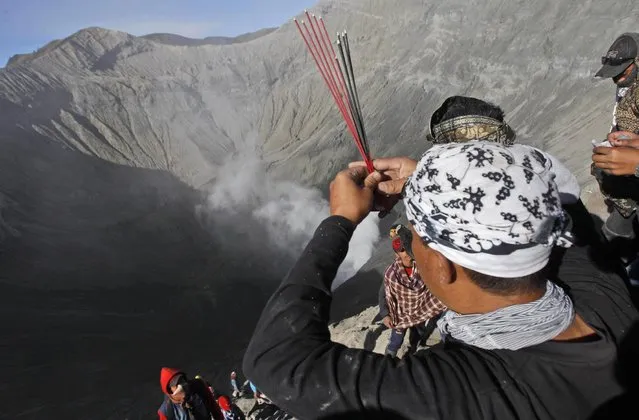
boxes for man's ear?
[430,248,456,285]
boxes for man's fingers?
[348,161,368,169]
[592,157,617,168]
[340,167,402,192]
[593,146,614,156]
[608,131,637,141]
[593,162,616,169]
[608,131,639,148]
[336,166,368,184]
[348,166,369,180]
[350,157,406,171]
[377,179,407,195]
[609,138,636,147]
[613,139,639,148]
[363,170,384,190]
[373,157,416,174]
[349,157,417,181]
[370,158,401,171]
[591,154,612,164]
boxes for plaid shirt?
[384,258,447,329]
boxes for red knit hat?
[218,395,231,411]
[392,237,403,252]
[159,367,185,395]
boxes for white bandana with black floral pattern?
[404,141,573,278]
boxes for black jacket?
[243,216,638,420]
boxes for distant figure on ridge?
[230,371,242,399]
[248,381,267,404]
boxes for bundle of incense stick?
[294,11,374,173]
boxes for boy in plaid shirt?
[379,225,446,357]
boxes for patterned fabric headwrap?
[430,115,516,146]
[404,142,573,278]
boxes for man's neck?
[450,284,596,343]
[450,285,545,315]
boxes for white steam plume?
[203,150,380,288]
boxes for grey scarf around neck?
[437,281,575,350]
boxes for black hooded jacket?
[243,216,638,420]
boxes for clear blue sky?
[0,0,318,66]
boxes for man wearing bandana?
[427,95,581,206]
[427,95,517,147]
[426,95,599,249]
[243,141,637,419]
[378,226,446,357]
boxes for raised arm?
[242,168,444,419]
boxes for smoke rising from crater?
[202,147,380,287]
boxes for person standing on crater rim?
[378,225,446,357]
[595,33,639,135]
[230,371,242,399]
[243,141,637,419]
[591,33,639,259]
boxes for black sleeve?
[551,243,638,345]
[242,216,441,419]
[378,281,389,319]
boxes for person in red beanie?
[217,395,246,420]
[379,227,447,357]
[158,367,224,420]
